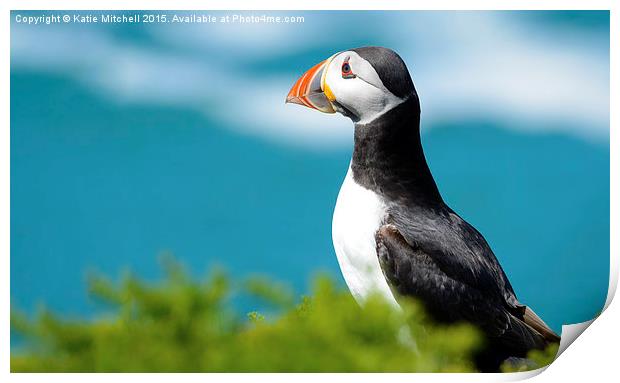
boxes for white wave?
[11,12,609,148]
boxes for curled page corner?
[537,264,617,371]
[550,260,620,356]
[501,318,598,380]
[557,318,596,356]
[509,272,616,378]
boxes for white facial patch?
[324,51,405,124]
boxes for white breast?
[332,166,399,308]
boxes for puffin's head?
[286,46,417,124]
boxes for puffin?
[286,46,560,371]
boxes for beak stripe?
[323,83,336,102]
[297,70,314,108]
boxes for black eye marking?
[341,56,356,79]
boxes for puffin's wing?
[388,208,560,343]
[390,207,521,311]
[374,224,550,353]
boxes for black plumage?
[352,47,415,99]
[350,47,559,371]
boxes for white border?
[2,1,617,382]
[0,0,616,11]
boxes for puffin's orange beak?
[286,59,336,114]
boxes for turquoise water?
[10,11,610,336]
[11,71,609,332]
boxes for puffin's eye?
[341,57,356,79]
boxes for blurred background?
[11,11,609,337]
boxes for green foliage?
[11,259,483,372]
[500,343,560,372]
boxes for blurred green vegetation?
[11,257,556,372]
[500,344,560,373]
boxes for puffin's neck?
[350,97,443,206]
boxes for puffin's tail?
[476,306,560,372]
[503,305,560,354]
[523,306,561,343]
